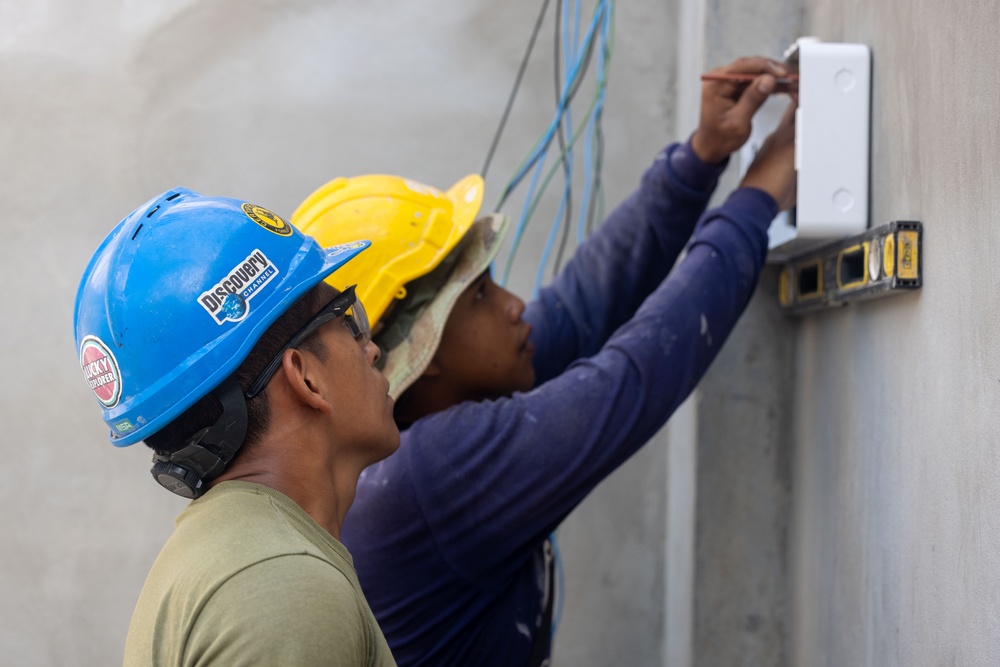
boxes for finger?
[729,74,776,122]
[773,79,799,95]
[703,79,753,103]
[721,56,787,77]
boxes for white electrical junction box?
[740,38,872,260]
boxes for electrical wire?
[580,3,613,242]
[479,0,616,648]
[481,0,554,180]
[556,0,612,274]
[498,1,612,286]
[550,531,566,641]
[516,4,610,290]
[527,90,603,294]
[551,0,573,273]
[494,3,608,212]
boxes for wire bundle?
[482,0,615,295]
[479,0,616,648]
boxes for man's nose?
[364,338,381,366]
[505,293,526,323]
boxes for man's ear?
[281,349,332,412]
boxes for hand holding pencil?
[691,56,792,164]
[700,72,799,94]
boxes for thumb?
[730,74,775,125]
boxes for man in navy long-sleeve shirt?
[293,56,797,666]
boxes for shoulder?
[209,553,365,621]
[172,482,340,564]
[184,555,378,665]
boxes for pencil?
[700,73,799,85]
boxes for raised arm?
[528,56,790,383]
[411,103,797,582]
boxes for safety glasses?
[245,285,371,399]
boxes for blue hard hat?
[74,187,370,447]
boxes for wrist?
[690,130,729,165]
[670,138,728,192]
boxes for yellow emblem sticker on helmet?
[242,203,292,236]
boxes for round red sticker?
[80,335,122,408]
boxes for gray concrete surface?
[694,265,795,667]
[8,1,996,666]
[0,1,683,664]
[790,1,1000,665]
[674,0,1000,665]
[687,3,802,665]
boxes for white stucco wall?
[791,1,1000,665]
[0,1,679,664]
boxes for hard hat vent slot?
[165,193,181,201]
[145,205,160,218]
[131,224,144,241]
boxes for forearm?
[528,137,728,382]
[412,187,777,579]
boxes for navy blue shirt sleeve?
[407,186,777,584]
[342,145,777,666]
[528,137,728,384]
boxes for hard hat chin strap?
[149,375,248,499]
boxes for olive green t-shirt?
[124,481,396,666]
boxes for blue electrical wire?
[550,530,566,640]
[493,0,612,210]
[529,99,603,296]
[533,184,570,297]
[496,4,606,209]
[532,0,612,291]
[577,3,611,244]
[500,1,611,286]
[554,0,576,277]
[484,0,616,649]
[482,0,554,180]
[512,154,551,291]
[532,0,578,298]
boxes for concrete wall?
[11,1,994,666]
[0,1,681,664]
[685,3,802,666]
[791,1,1000,665]
[672,1,1000,665]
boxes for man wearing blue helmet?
[74,190,400,666]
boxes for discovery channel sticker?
[199,249,279,325]
[80,335,122,408]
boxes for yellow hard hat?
[291,173,485,326]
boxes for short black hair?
[144,283,329,456]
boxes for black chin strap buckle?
[149,376,248,499]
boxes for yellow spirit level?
[777,221,922,314]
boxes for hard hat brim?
[291,173,487,328]
[380,213,508,400]
[108,238,371,446]
[445,173,485,246]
